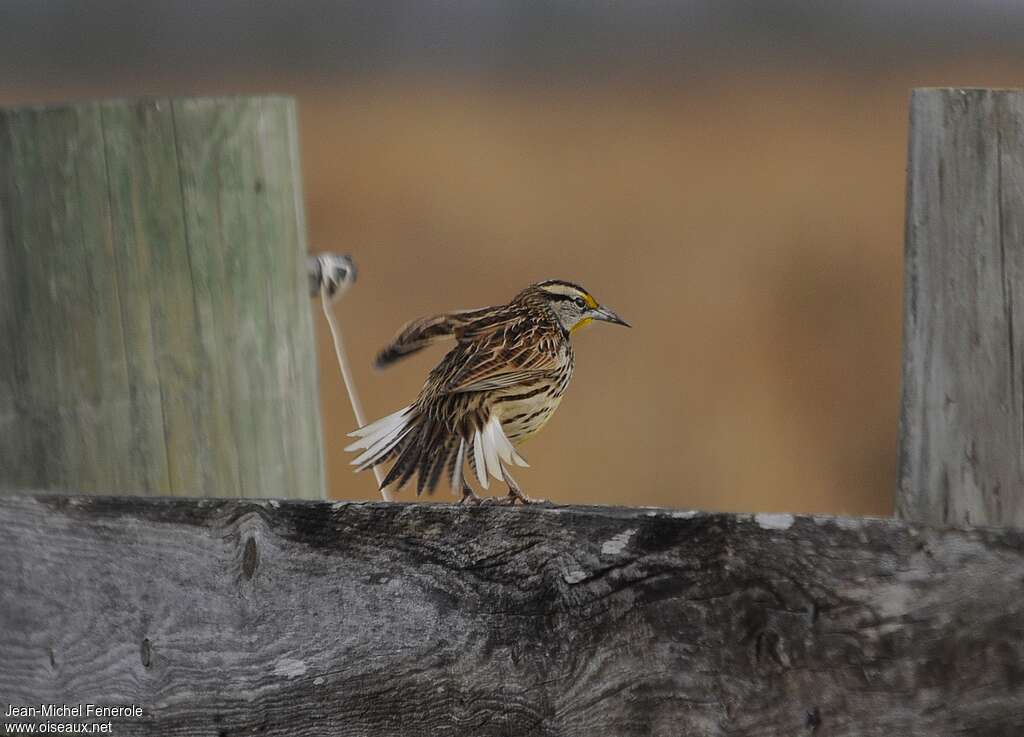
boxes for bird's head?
[532,279,631,334]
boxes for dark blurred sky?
[2,1,1024,87]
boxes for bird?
[345,280,630,504]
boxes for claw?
[507,487,546,505]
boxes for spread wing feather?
[375,307,492,368]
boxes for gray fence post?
[899,87,1024,526]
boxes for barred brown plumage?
[346,280,629,504]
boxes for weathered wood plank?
[0,97,324,499]
[899,87,1024,526]
[2,497,1023,736]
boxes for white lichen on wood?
[601,528,636,555]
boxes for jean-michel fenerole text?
[5,705,143,719]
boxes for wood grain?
[2,496,1024,736]
[0,98,324,499]
[899,88,1024,526]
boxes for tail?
[345,406,417,475]
[345,409,528,496]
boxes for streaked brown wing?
[375,307,493,368]
[438,312,562,395]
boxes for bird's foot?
[505,487,547,505]
[458,487,484,506]
[475,494,510,506]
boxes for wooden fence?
[2,89,1024,736]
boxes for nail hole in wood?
[805,707,821,731]
[243,537,259,580]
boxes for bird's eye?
[573,296,586,309]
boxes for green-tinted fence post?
[0,96,324,499]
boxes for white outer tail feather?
[472,427,488,489]
[486,414,529,469]
[345,406,413,470]
[346,408,528,492]
[452,438,466,493]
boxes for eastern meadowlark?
[346,280,630,504]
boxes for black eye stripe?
[543,291,590,305]
[544,293,576,303]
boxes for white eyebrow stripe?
[540,284,590,301]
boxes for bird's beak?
[593,305,631,327]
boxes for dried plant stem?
[320,285,393,501]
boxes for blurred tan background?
[2,2,1022,514]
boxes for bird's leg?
[458,481,484,506]
[501,466,546,505]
